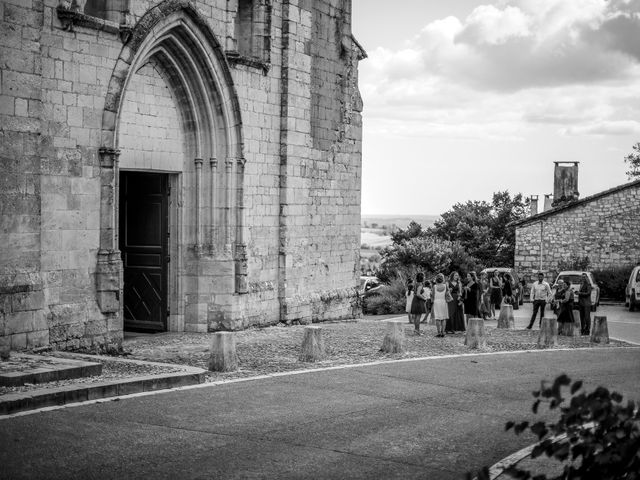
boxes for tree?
[376,236,478,283]
[428,191,529,268]
[390,220,425,245]
[624,142,640,180]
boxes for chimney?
[530,195,539,216]
[552,162,579,207]
[544,194,553,211]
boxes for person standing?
[405,279,414,324]
[577,273,592,335]
[556,279,576,334]
[431,273,450,337]
[527,272,551,329]
[489,270,503,318]
[447,271,466,332]
[463,272,480,321]
[502,273,514,305]
[410,272,427,335]
[479,272,491,319]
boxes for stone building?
[512,163,640,282]
[0,0,366,351]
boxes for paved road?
[513,303,640,344]
[2,348,639,479]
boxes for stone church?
[0,0,366,351]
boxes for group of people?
[406,270,593,337]
[527,272,593,335]
[406,270,518,337]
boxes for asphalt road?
[2,348,640,480]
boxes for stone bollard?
[537,317,558,348]
[208,332,238,372]
[497,304,515,329]
[380,320,406,354]
[590,316,610,344]
[299,326,325,362]
[558,316,579,337]
[464,318,486,349]
[0,337,10,361]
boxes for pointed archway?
[95,1,247,332]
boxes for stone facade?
[513,180,640,282]
[0,0,365,351]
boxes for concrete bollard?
[299,326,325,362]
[208,332,238,372]
[537,317,558,348]
[380,320,406,354]
[464,318,486,349]
[497,304,515,329]
[590,316,610,344]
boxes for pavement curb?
[0,355,206,416]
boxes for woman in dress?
[502,272,514,305]
[489,270,503,318]
[556,279,576,335]
[409,272,427,335]
[479,272,491,319]
[463,272,480,321]
[447,271,466,332]
[405,279,414,324]
[431,273,449,337]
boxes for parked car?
[625,265,640,312]
[480,267,522,308]
[359,276,382,297]
[553,271,600,311]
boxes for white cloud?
[359,0,640,141]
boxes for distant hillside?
[361,215,440,230]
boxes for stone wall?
[514,182,640,283]
[0,0,364,351]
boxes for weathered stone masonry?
[513,180,640,283]
[0,0,366,351]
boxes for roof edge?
[511,178,640,228]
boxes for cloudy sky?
[352,0,640,215]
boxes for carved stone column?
[96,147,122,314]
[209,157,218,254]
[224,157,234,252]
[194,157,203,254]
[234,156,247,293]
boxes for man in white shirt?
[527,272,552,329]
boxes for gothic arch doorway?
[96,2,247,333]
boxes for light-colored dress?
[432,284,449,320]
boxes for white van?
[625,266,640,312]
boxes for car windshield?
[558,275,583,285]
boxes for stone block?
[11,289,44,312]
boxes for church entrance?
[119,172,169,332]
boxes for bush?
[469,374,640,480]
[362,277,407,315]
[592,265,635,301]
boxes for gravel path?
[123,318,630,382]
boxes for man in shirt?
[527,272,552,329]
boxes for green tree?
[428,191,529,268]
[624,142,640,180]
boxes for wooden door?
[119,172,169,332]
